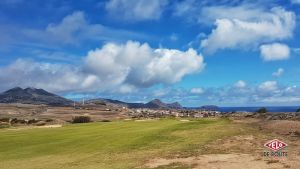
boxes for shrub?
[256,107,267,114]
[45,119,54,122]
[296,109,300,113]
[100,119,111,122]
[72,116,91,123]
[0,118,10,123]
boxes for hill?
[88,98,183,109]
[0,87,73,106]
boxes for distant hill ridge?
[0,87,73,106]
[0,87,183,109]
[88,98,183,109]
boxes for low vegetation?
[256,107,267,114]
[0,118,251,169]
[0,123,9,129]
[72,116,91,123]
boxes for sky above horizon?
[0,0,300,107]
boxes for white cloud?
[15,11,149,47]
[272,68,284,77]
[260,43,290,61]
[291,0,300,4]
[200,5,268,24]
[173,0,197,18]
[190,88,204,94]
[105,0,168,21]
[0,41,205,93]
[234,80,246,88]
[0,59,95,93]
[45,11,87,44]
[136,81,300,106]
[200,7,295,54]
[258,81,278,92]
[85,41,205,87]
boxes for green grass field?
[0,118,247,169]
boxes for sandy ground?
[146,154,288,169]
[145,118,300,169]
[7,124,63,131]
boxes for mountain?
[167,102,183,109]
[200,105,219,110]
[86,98,128,107]
[145,99,167,109]
[0,87,73,106]
[88,98,183,109]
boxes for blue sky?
[0,0,300,107]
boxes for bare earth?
[145,118,300,169]
[0,103,127,123]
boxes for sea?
[218,106,300,113]
[186,106,300,113]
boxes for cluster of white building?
[128,109,221,119]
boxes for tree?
[256,107,267,114]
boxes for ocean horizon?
[218,106,300,113]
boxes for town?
[128,108,221,119]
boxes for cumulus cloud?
[114,81,300,106]
[260,43,290,61]
[190,88,204,94]
[0,41,205,93]
[272,68,284,77]
[258,81,278,92]
[234,80,247,88]
[0,59,94,93]
[200,7,295,54]
[85,41,205,87]
[105,0,168,21]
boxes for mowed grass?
[0,118,247,169]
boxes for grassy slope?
[0,118,248,169]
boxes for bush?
[0,118,10,123]
[100,119,111,122]
[72,116,91,123]
[256,107,267,114]
[296,109,300,113]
